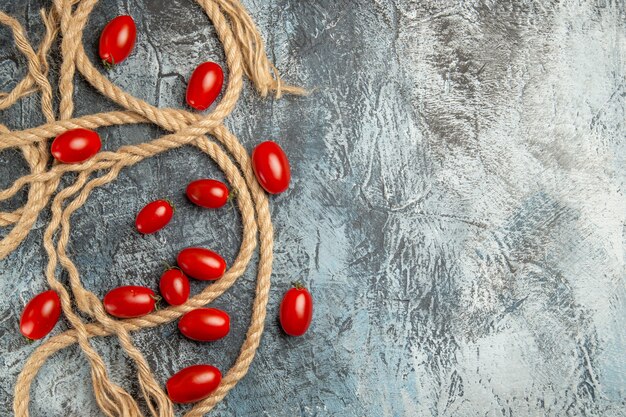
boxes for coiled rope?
[0,0,304,415]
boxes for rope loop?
[0,1,304,415]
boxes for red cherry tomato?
[135,200,174,234]
[186,179,229,209]
[20,290,61,340]
[279,284,313,336]
[177,247,226,281]
[251,141,291,194]
[166,364,221,404]
[103,286,156,318]
[99,15,136,66]
[186,62,224,111]
[178,308,230,342]
[51,128,101,164]
[159,269,190,306]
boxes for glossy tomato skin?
[103,286,156,318]
[20,290,61,340]
[251,141,291,194]
[186,62,224,111]
[178,308,230,342]
[159,269,190,306]
[51,128,101,164]
[186,179,229,209]
[166,364,221,404]
[99,15,136,65]
[135,200,173,234]
[177,247,226,281]
[279,285,313,336]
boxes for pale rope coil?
[0,9,57,262]
[0,0,304,415]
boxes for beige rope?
[0,9,56,261]
[0,0,304,415]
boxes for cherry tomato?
[166,364,221,404]
[178,308,230,342]
[51,128,101,164]
[99,15,136,66]
[186,179,229,209]
[159,269,190,306]
[20,290,61,340]
[186,61,224,111]
[177,247,226,281]
[251,141,291,194]
[103,286,156,318]
[135,200,173,234]
[279,284,313,336]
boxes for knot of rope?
[0,0,304,416]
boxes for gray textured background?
[1,1,625,416]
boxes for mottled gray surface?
[1,0,625,416]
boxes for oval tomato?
[99,15,137,66]
[279,284,313,336]
[166,364,221,404]
[186,179,229,209]
[20,290,61,340]
[186,61,224,111]
[135,200,173,234]
[103,286,156,318]
[177,247,226,281]
[159,269,190,306]
[51,128,101,164]
[251,141,291,194]
[178,308,230,342]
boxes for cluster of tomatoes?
[18,15,313,405]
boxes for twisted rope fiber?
[0,0,304,415]
[0,9,57,261]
